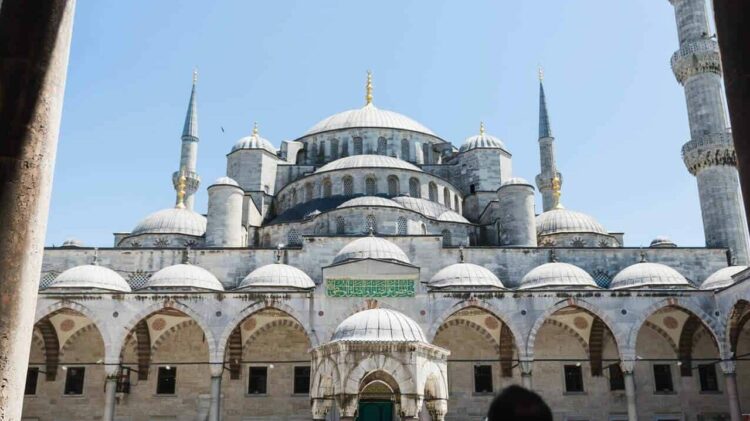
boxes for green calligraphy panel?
[326,279,415,297]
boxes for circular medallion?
[573,317,589,330]
[242,318,257,331]
[60,319,75,332]
[663,316,679,329]
[151,318,167,331]
[484,316,499,330]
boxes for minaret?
[172,70,201,210]
[667,0,749,264]
[535,68,562,211]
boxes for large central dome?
[304,103,436,137]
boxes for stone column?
[721,361,742,421]
[208,375,222,421]
[311,397,332,420]
[621,360,638,421]
[103,372,118,421]
[519,358,533,390]
[0,1,76,419]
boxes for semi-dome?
[429,263,505,289]
[304,103,436,137]
[610,262,690,289]
[316,155,422,173]
[331,308,427,342]
[47,265,131,292]
[437,210,470,223]
[518,262,598,289]
[500,177,533,188]
[144,264,224,291]
[333,236,410,265]
[231,130,276,154]
[536,208,607,236]
[132,208,207,237]
[210,176,240,187]
[338,196,404,209]
[238,263,315,290]
[460,133,508,153]
[701,266,747,290]
[392,196,468,223]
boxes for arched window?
[322,179,332,198]
[397,217,407,235]
[318,140,325,163]
[311,142,318,164]
[287,229,301,246]
[330,139,339,159]
[305,183,314,201]
[387,176,399,196]
[341,140,349,157]
[421,222,427,235]
[428,182,438,201]
[262,233,271,247]
[442,229,452,246]
[377,137,387,155]
[343,176,354,195]
[454,195,460,212]
[401,139,410,161]
[365,177,377,195]
[353,137,363,155]
[422,143,431,164]
[409,178,421,198]
[365,214,377,233]
[291,188,298,205]
[443,187,450,206]
[336,216,345,234]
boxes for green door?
[358,400,394,421]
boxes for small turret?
[496,178,537,246]
[205,177,244,247]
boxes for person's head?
[486,385,552,421]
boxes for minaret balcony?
[172,170,201,195]
[670,38,721,84]
[681,131,736,175]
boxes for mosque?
[21,1,750,420]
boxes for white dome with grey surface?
[144,264,224,291]
[333,236,410,265]
[238,263,315,290]
[132,208,207,236]
[536,208,607,236]
[331,308,427,343]
[701,266,748,290]
[429,263,505,289]
[518,262,598,289]
[609,262,690,289]
[316,155,422,174]
[47,264,131,292]
[305,103,436,137]
[338,196,404,209]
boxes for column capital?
[719,360,737,375]
[209,363,224,377]
[619,358,637,373]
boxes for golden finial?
[193,68,198,84]
[365,70,373,105]
[538,66,544,82]
[551,174,563,209]
[479,121,485,136]
[176,172,187,209]
[252,121,259,137]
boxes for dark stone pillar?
[0,1,76,419]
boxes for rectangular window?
[25,368,39,395]
[248,367,268,394]
[564,365,584,393]
[294,366,310,394]
[698,364,719,392]
[608,365,625,391]
[474,365,493,393]
[653,364,674,393]
[64,367,85,395]
[156,367,176,395]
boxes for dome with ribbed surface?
[316,155,422,173]
[392,196,467,222]
[519,262,598,289]
[211,176,240,187]
[333,236,410,265]
[132,208,206,236]
[701,266,747,290]
[338,196,403,209]
[144,264,224,291]
[238,263,315,290]
[536,208,607,236]
[429,263,505,289]
[47,265,131,292]
[231,133,276,153]
[305,103,435,137]
[650,236,677,248]
[61,238,85,248]
[610,262,690,289]
[460,133,508,153]
[501,177,533,188]
[332,308,426,342]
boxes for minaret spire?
[538,67,552,139]
[172,70,201,210]
[534,67,562,211]
[182,69,199,140]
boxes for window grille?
[343,176,354,195]
[353,137,363,155]
[397,217,407,235]
[443,187,450,206]
[401,139,410,160]
[323,180,332,198]
[365,178,376,195]
[388,176,399,196]
[409,178,420,197]
[442,230,452,246]
[287,230,302,246]
[365,215,377,233]
[592,269,612,288]
[128,271,152,290]
[39,271,59,289]
[330,139,339,159]
[429,182,438,202]
[336,217,345,234]
[377,137,387,155]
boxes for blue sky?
[49,0,710,247]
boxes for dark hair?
[486,385,552,421]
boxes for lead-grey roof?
[429,263,505,289]
[459,133,509,153]
[231,133,276,153]
[132,208,207,236]
[331,308,427,343]
[518,262,598,289]
[238,263,315,290]
[539,80,552,139]
[536,208,607,236]
[701,265,747,290]
[47,264,131,292]
[144,263,224,291]
[182,79,198,140]
[338,196,404,209]
[610,262,690,289]
[391,196,468,223]
[304,103,436,137]
[333,236,410,265]
[316,155,422,173]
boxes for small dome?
[437,210,469,223]
[333,236,410,265]
[610,262,690,289]
[332,308,427,343]
[231,133,276,153]
[650,236,677,248]
[61,238,85,248]
[429,263,505,289]
[132,208,207,237]
[701,266,748,290]
[47,265,131,292]
[304,103,436,137]
[144,264,224,291]
[536,208,607,236]
[460,133,508,153]
[316,155,422,173]
[338,196,404,209]
[500,177,533,188]
[210,176,240,187]
[238,263,315,290]
[519,262,598,289]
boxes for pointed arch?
[678,314,703,376]
[34,301,113,363]
[728,299,750,354]
[34,318,59,381]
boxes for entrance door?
[358,400,394,421]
